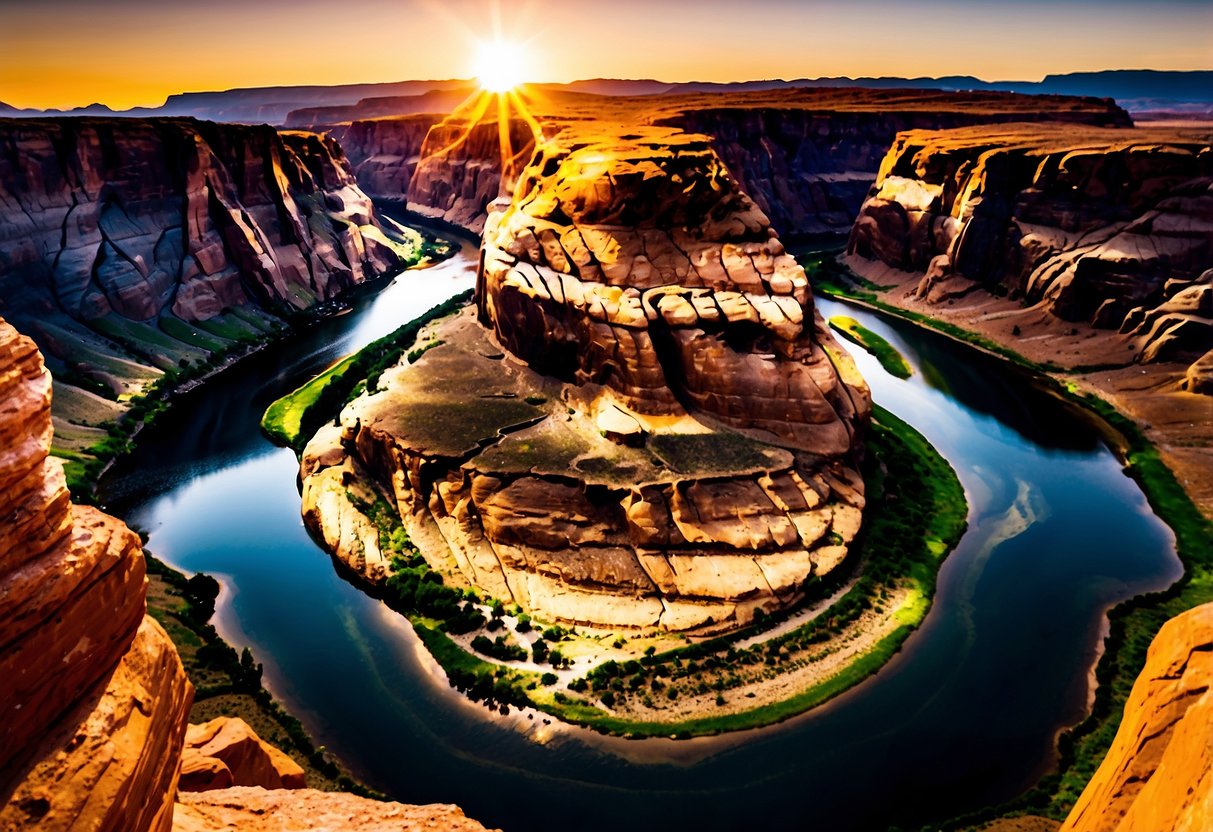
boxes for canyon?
[2,77,1212,832]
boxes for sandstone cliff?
[302,125,870,632]
[1059,602,1213,832]
[847,124,1213,376]
[0,317,193,831]
[0,316,496,829]
[332,115,441,200]
[0,117,412,426]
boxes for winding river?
[101,242,1182,832]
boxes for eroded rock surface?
[1059,602,1213,832]
[303,126,870,632]
[847,123,1213,379]
[179,717,306,792]
[0,317,193,832]
[173,787,496,832]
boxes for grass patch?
[829,315,913,379]
[260,290,474,450]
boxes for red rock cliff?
[0,317,193,831]
[1059,602,1213,832]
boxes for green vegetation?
[829,315,913,379]
[798,251,1213,828]
[261,289,474,450]
[144,554,376,794]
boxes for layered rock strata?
[303,126,870,632]
[847,124,1213,375]
[0,117,410,410]
[0,317,193,831]
[178,717,307,792]
[1059,602,1213,832]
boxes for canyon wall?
[1059,602,1213,832]
[0,317,193,831]
[847,124,1213,372]
[656,93,1131,238]
[0,118,410,396]
[302,124,870,632]
[331,115,440,200]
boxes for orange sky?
[1,0,1211,110]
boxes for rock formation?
[172,787,497,832]
[332,115,442,200]
[847,124,1213,377]
[0,317,193,831]
[405,115,539,233]
[1059,602,1213,832]
[301,125,870,632]
[178,717,307,792]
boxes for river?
[101,244,1182,832]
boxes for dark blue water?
[102,256,1181,832]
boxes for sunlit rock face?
[1059,602,1213,832]
[848,123,1213,379]
[406,116,538,233]
[0,117,406,337]
[305,126,870,632]
[0,317,193,832]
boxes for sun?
[473,39,528,93]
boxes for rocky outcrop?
[173,787,496,832]
[847,124,1213,377]
[303,125,870,632]
[0,317,193,831]
[1059,602,1213,832]
[178,718,306,792]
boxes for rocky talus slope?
[847,124,1213,377]
[302,125,871,632]
[1058,602,1213,832]
[0,117,411,430]
[0,315,494,830]
[0,317,192,831]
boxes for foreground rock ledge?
[302,124,870,633]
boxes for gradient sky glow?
[1,0,1210,110]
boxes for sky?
[1,0,1211,110]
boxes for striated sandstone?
[847,123,1213,381]
[179,717,306,792]
[173,787,496,832]
[1060,602,1213,832]
[0,316,193,832]
[302,125,870,632]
